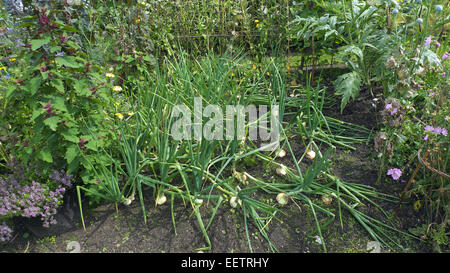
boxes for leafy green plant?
[1,7,118,179]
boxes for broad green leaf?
[62,25,80,33]
[28,76,42,95]
[73,80,91,96]
[51,78,65,93]
[334,71,362,113]
[55,56,82,68]
[85,139,99,151]
[5,86,16,99]
[18,22,35,28]
[30,36,51,50]
[31,108,44,122]
[66,40,81,50]
[51,96,68,112]
[38,149,53,163]
[61,128,80,143]
[43,116,61,131]
[65,145,79,164]
[50,46,62,53]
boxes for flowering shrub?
[0,160,73,243]
[0,6,122,181]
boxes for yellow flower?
[286,65,290,70]
[231,73,235,77]
[127,112,134,117]
[115,113,124,120]
[113,86,123,92]
[252,64,257,70]
[0,66,5,71]
[106,73,115,78]
[135,18,140,23]
[266,72,270,76]
[254,19,259,23]
[413,200,421,211]
[256,24,260,28]
[9,58,16,62]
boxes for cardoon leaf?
[334,71,362,112]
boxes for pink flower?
[443,52,449,60]
[442,72,446,77]
[385,103,392,110]
[387,168,402,180]
[390,108,398,115]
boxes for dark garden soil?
[0,83,434,254]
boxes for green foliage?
[0,7,117,177]
[334,71,362,112]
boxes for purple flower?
[385,103,392,110]
[424,135,428,141]
[442,72,446,77]
[0,222,12,242]
[443,52,449,60]
[390,108,398,115]
[55,51,65,57]
[424,125,434,132]
[0,161,72,230]
[387,168,402,180]
[433,127,442,135]
[436,42,440,48]
[425,36,432,46]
